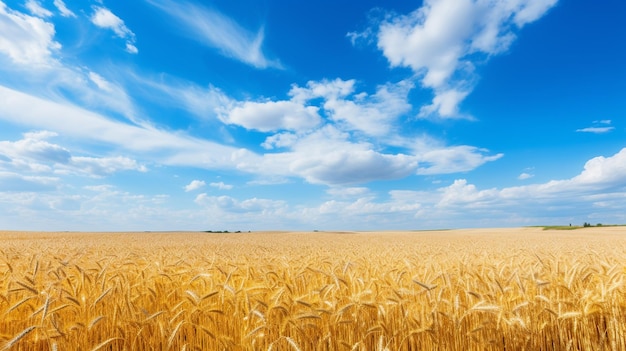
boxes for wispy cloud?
[53,0,75,18]
[576,127,614,134]
[577,120,614,134]
[415,145,503,175]
[0,85,251,169]
[25,0,52,18]
[146,0,279,68]
[90,6,138,54]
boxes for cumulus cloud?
[0,81,503,186]
[184,180,206,192]
[255,126,419,185]
[0,2,60,65]
[146,0,278,68]
[321,81,413,135]
[0,131,70,165]
[301,148,626,229]
[90,6,138,54]
[374,0,558,118]
[438,148,626,209]
[289,78,414,136]
[261,132,299,150]
[223,100,321,132]
[572,148,626,187]
[220,78,413,136]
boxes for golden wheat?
[0,228,625,350]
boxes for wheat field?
[1,227,626,350]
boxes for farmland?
[1,227,626,350]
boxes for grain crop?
[1,227,626,350]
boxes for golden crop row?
[1,228,625,350]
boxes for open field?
[1,227,626,350]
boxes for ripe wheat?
[0,228,625,350]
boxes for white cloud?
[436,179,498,208]
[2,149,624,231]
[0,131,70,164]
[88,72,116,92]
[303,148,626,229]
[439,148,626,208]
[326,187,370,198]
[146,0,278,68]
[53,0,75,18]
[184,180,206,192]
[321,80,414,136]
[0,80,504,186]
[0,186,182,231]
[288,78,413,136]
[0,131,147,177]
[0,85,252,170]
[210,181,233,190]
[418,88,470,119]
[518,172,534,180]
[290,78,356,102]
[69,156,147,176]
[576,120,615,134]
[261,132,298,150]
[86,71,139,123]
[572,148,626,187]
[376,0,558,118]
[513,0,560,26]
[125,43,138,54]
[214,77,501,184]
[129,73,233,121]
[90,6,137,54]
[0,2,60,65]
[416,145,503,175]
[91,6,132,38]
[0,22,139,127]
[219,78,413,136]
[223,100,321,132]
[576,127,614,134]
[195,194,285,213]
[25,0,52,18]
[0,171,58,192]
[256,126,419,185]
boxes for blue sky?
[0,0,624,231]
